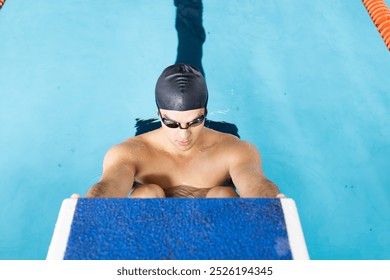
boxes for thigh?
[129,184,166,198]
[206,186,239,198]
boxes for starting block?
[47,198,309,260]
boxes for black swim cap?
[155,64,208,111]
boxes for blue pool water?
[0,0,389,260]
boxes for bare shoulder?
[104,134,152,164]
[205,128,239,144]
[231,138,260,154]
[211,130,259,155]
[230,140,260,162]
[204,129,261,162]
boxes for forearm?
[85,183,105,198]
[238,178,280,198]
[85,182,130,198]
[257,178,280,197]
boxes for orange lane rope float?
[362,0,390,51]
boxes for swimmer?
[79,64,284,198]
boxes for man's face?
[158,108,206,152]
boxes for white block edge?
[46,198,78,260]
[280,198,310,260]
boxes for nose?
[178,127,190,138]
[178,123,190,129]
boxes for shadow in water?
[134,0,240,138]
[135,118,240,138]
[174,0,206,76]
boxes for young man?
[84,64,281,198]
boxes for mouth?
[177,140,190,147]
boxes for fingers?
[71,193,81,199]
[276,193,286,198]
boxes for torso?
[123,128,239,191]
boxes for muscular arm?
[86,144,136,198]
[228,141,280,198]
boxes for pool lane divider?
[363,0,390,50]
[46,198,309,260]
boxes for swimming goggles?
[158,109,206,129]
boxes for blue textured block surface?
[63,198,292,260]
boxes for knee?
[206,186,239,198]
[130,184,166,198]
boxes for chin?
[175,142,193,151]
[176,145,192,151]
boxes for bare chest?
[134,150,231,188]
